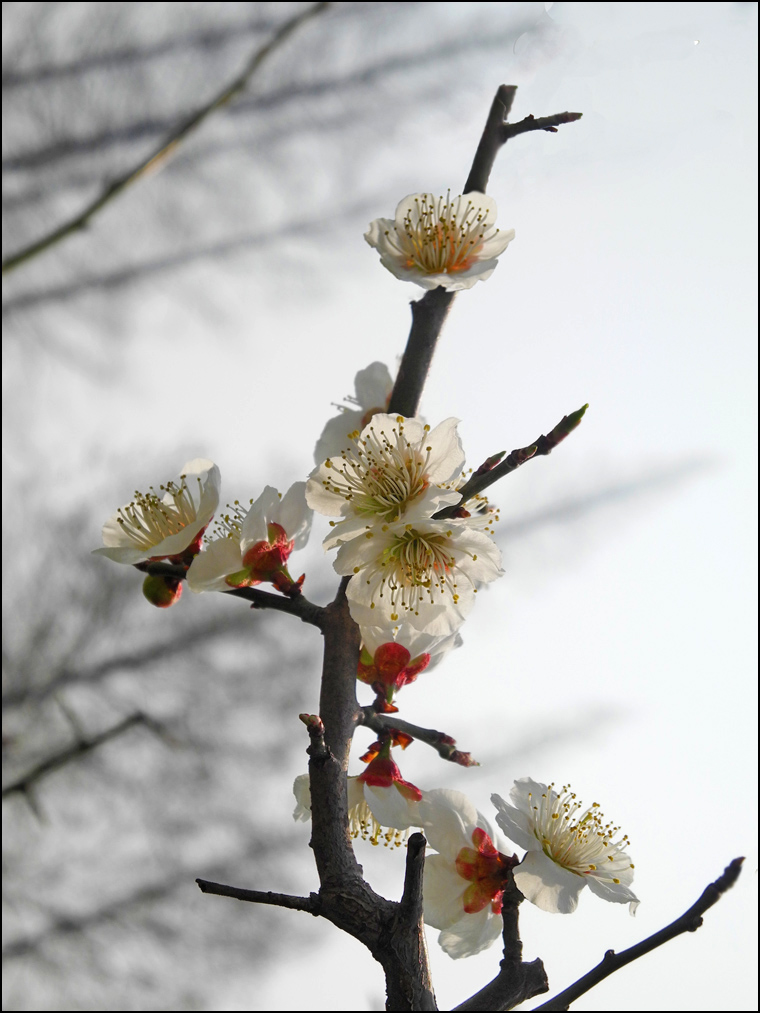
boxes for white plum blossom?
[187,482,312,594]
[335,516,503,636]
[365,192,515,291]
[419,788,515,959]
[314,362,394,465]
[492,779,639,915]
[94,459,220,564]
[292,757,422,848]
[308,414,464,548]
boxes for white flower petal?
[240,485,279,549]
[491,793,539,853]
[292,774,312,822]
[277,481,313,549]
[437,908,504,959]
[419,788,487,859]
[586,874,639,912]
[363,784,420,831]
[422,855,470,928]
[187,537,244,592]
[513,851,585,914]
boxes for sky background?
[3,2,757,1010]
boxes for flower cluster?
[95,462,313,604]
[307,410,503,701]
[293,771,637,960]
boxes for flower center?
[368,524,468,621]
[321,419,432,521]
[115,472,202,549]
[528,783,632,881]
[399,193,492,275]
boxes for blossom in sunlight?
[94,459,220,565]
[491,778,639,915]
[358,623,461,711]
[365,192,515,291]
[419,788,516,959]
[308,414,464,546]
[314,362,394,465]
[335,517,503,636]
[187,482,312,595]
[292,750,422,848]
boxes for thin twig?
[2,2,331,274]
[196,879,318,913]
[359,707,478,767]
[464,85,581,195]
[137,560,326,627]
[532,858,745,1011]
[2,712,162,799]
[435,405,588,519]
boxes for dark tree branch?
[388,287,456,418]
[455,874,549,1011]
[435,405,588,519]
[196,879,318,913]
[359,707,478,767]
[385,832,438,1012]
[1,2,331,274]
[388,87,581,420]
[532,857,745,1011]
[2,712,163,799]
[464,85,517,195]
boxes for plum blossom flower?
[365,192,515,291]
[314,362,394,465]
[335,517,503,636]
[308,414,464,547]
[419,789,516,959]
[292,750,422,847]
[358,623,461,711]
[94,459,220,565]
[492,778,639,915]
[187,482,312,595]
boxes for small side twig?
[464,84,582,195]
[137,560,326,627]
[532,857,745,1011]
[2,1,331,274]
[435,405,588,519]
[196,879,318,914]
[2,712,162,799]
[359,707,478,767]
[455,873,548,1012]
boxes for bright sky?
[7,2,756,1010]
